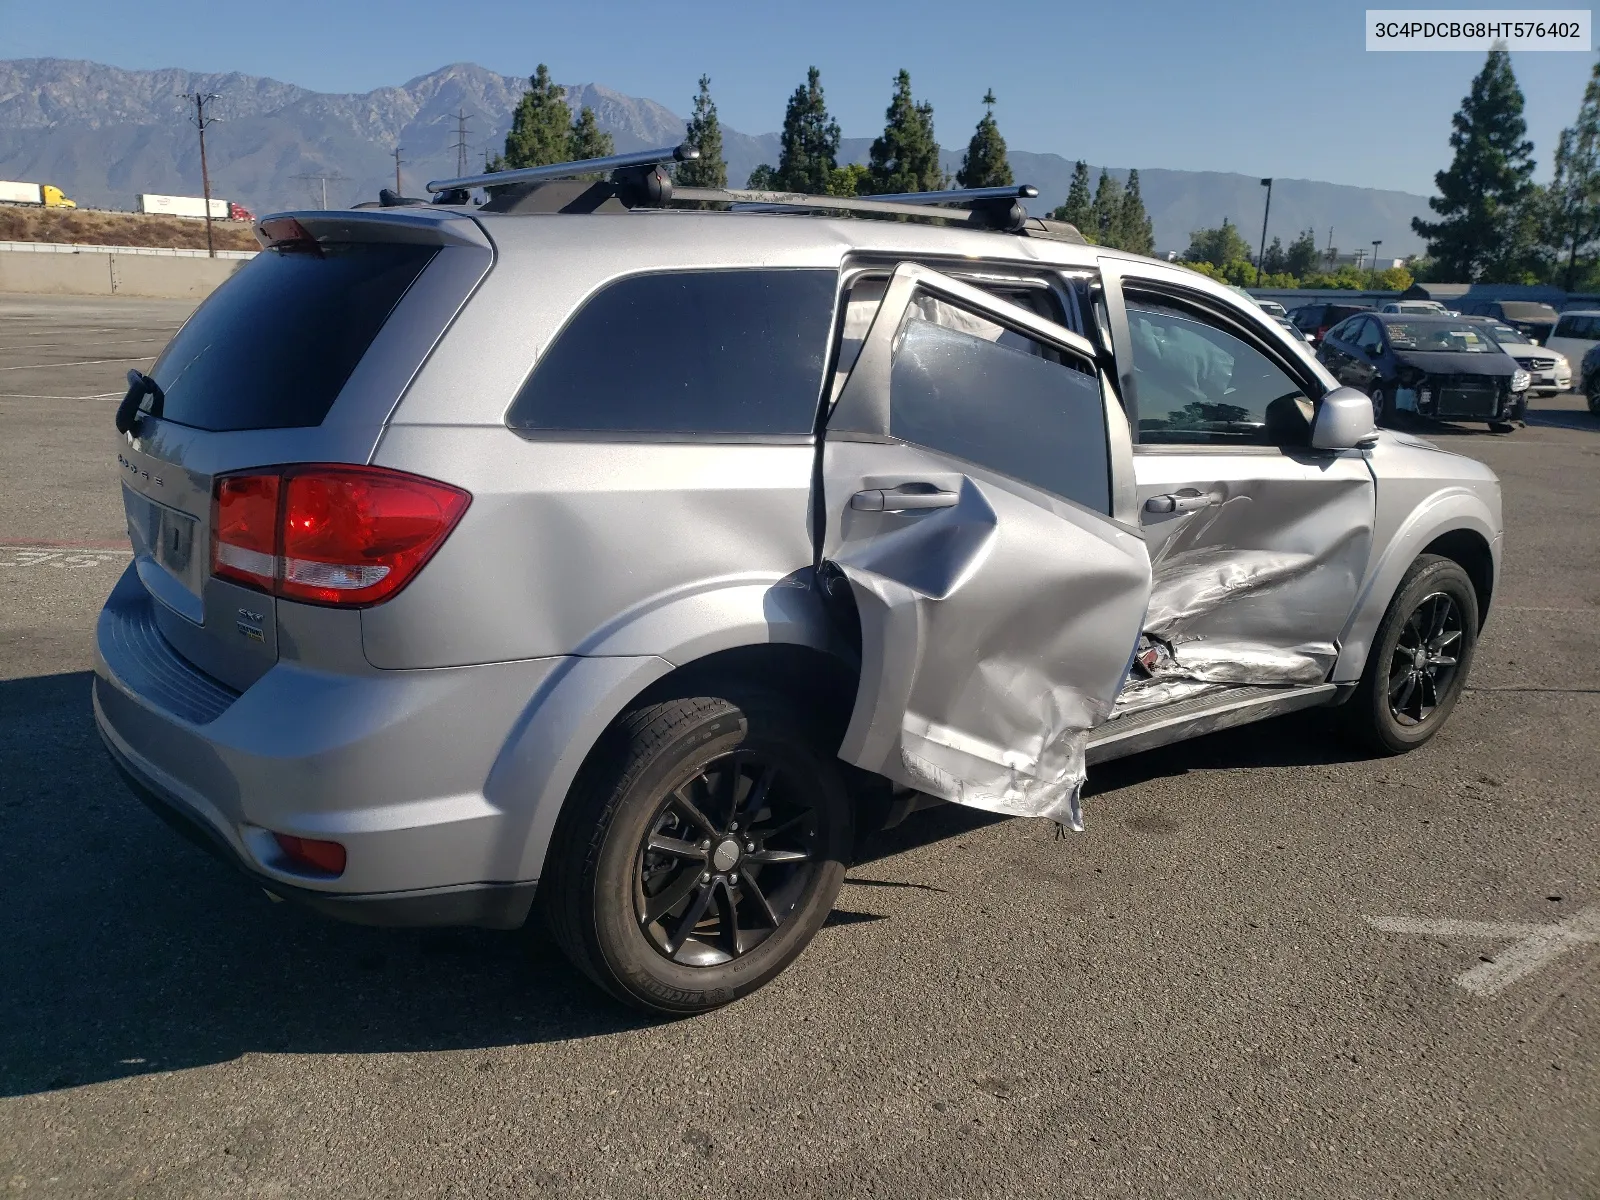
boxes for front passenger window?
[1125,296,1312,445]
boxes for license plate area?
[126,486,205,598]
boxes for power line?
[181,91,221,258]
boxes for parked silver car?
[96,159,1502,1015]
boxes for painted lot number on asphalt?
[0,546,130,568]
[1367,906,1600,996]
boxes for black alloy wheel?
[1386,591,1463,726]
[636,751,820,967]
[540,688,851,1015]
[1340,553,1479,755]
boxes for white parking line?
[0,356,153,372]
[1367,906,1600,995]
[0,392,124,401]
[0,546,131,568]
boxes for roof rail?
[424,144,699,194]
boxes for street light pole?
[1256,177,1273,286]
[1371,239,1383,277]
[182,91,221,258]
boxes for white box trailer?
[137,194,230,220]
[0,181,76,207]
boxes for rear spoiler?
[254,208,490,252]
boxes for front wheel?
[1588,389,1600,417]
[1340,554,1479,755]
[1489,421,1517,434]
[540,688,852,1015]
[1370,383,1397,426]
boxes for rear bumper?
[94,563,562,927]
[103,739,537,927]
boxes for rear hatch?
[116,209,492,691]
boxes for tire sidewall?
[587,695,851,1014]
[1363,558,1479,752]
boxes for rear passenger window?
[507,269,836,436]
[888,299,1111,513]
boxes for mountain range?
[0,58,1433,256]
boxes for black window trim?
[1116,275,1327,451]
[503,265,840,444]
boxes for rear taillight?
[211,465,470,607]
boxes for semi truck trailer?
[0,181,77,208]
[136,194,253,221]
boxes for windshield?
[1385,322,1500,353]
[1497,302,1559,321]
[1395,303,1442,313]
[1487,323,1530,344]
[1258,300,1286,316]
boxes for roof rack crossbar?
[867,184,1038,205]
[426,143,699,194]
[671,185,1037,231]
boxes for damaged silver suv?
[96,152,1502,1015]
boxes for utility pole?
[1371,239,1383,276]
[392,146,405,195]
[182,91,221,258]
[1325,227,1337,270]
[452,110,471,177]
[1256,177,1273,286]
[292,172,350,209]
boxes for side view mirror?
[1312,386,1378,450]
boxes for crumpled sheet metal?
[897,658,1112,831]
[1111,677,1223,718]
[1120,543,1346,694]
[831,471,1149,829]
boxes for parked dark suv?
[1288,302,1372,346]
[1455,299,1560,345]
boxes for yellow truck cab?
[42,185,76,209]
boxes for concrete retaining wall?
[0,247,246,299]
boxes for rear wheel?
[1588,389,1600,416]
[1340,554,1479,755]
[540,688,851,1015]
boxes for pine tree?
[498,64,571,170]
[678,75,727,188]
[1115,167,1154,254]
[955,89,1013,188]
[1547,58,1600,290]
[746,164,777,190]
[1090,168,1121,244]
[1051,160,1093,231]
[1285,228,1320,277]
[774,67,841,194]
[865,70,943,194]
[1412,48,1536,280]
[1261,236,1287,276]
[567,105,614,162]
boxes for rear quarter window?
[151,242,439,432]
[507,269,837,437]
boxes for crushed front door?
[1103,263,1378,714]
[818,263,1151,827]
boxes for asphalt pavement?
[0,293,1595,1198]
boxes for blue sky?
[3,0,1596,195]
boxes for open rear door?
[820,263,1150,827]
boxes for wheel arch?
[1420,527,1495,627]
[1332,487,1501,684]
[485,578,861,887]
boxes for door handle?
[1144,492,1216,514]
[851,486,960,512]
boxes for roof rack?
[421,144,1083,239]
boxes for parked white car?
[1545,309,1600,374]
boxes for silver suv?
[96,159,1502,1015]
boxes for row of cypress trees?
[491,64,1152,246]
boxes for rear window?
[506,269,836,437]
[150,242,438,431]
